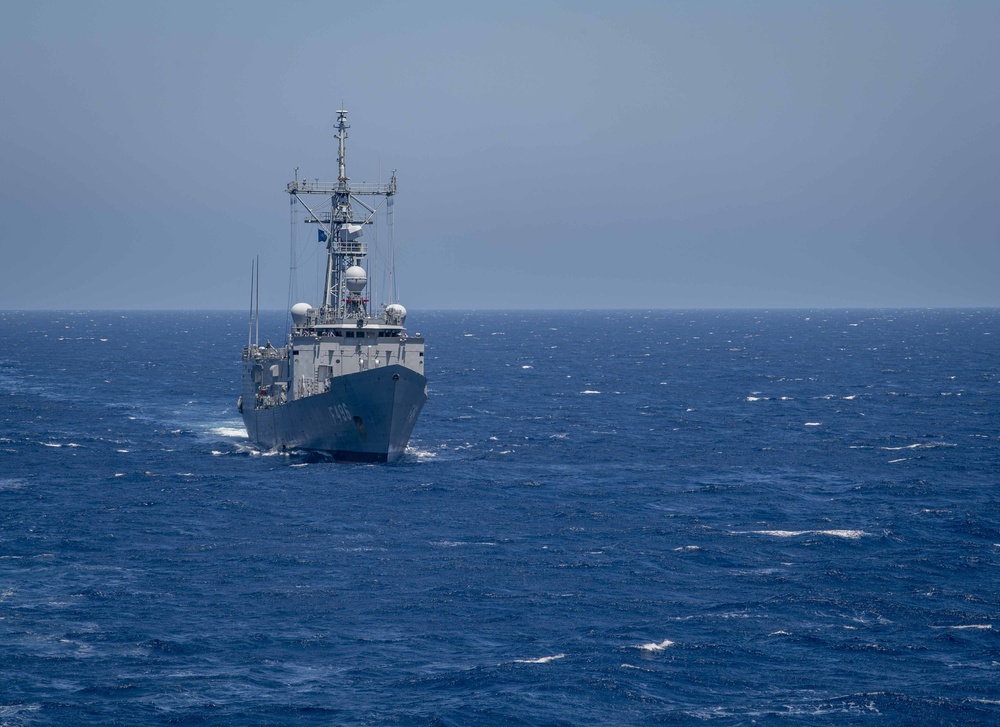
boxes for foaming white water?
[881,442,955,451]
[734,529,869,539]
[581,390,601,394]
[405,446,438,461]
[210,426,248,439]
[634,639,674,652]
[804,422,822,426]
[514,654,565,664]
[931,624,992,630]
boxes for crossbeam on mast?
[286,180,395,195]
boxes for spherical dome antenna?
[290,302,312,325]
[345,266,367,293]
[385,303,407,324]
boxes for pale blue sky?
[2,1,997,310]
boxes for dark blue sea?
[1,309,998,725]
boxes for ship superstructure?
[239,110,426,461]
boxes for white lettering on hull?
[328,403,352,423]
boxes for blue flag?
[318,229,328,242]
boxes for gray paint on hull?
[242,364,426,462]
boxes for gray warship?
[239,110,426,462]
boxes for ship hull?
[242,364,427,462]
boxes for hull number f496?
[328,403,352,423]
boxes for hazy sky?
[2,1,998,310]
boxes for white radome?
[386,303,407,324]
[345,266,367,292]
[290,302,312,325]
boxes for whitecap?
[581,390,601,395]
[735,529,868,539]
[888,458,908,464]
[634,639,674,652]
[521,365,533,369]
[931,624,992,630]
[804,422,822,426]
[746,396,764,402]
[514,654,565,664]
[210,426,248,439]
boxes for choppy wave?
[210,426,249,439]
[633,639,674,652]
[930,624,992,630]
[513,654,566,664]
[732,529,869,539]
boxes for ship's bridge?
[305,324,404,339]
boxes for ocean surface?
[1,309,998,725]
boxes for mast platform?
[286,180,395,196]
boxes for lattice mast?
[286,109,396,323]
